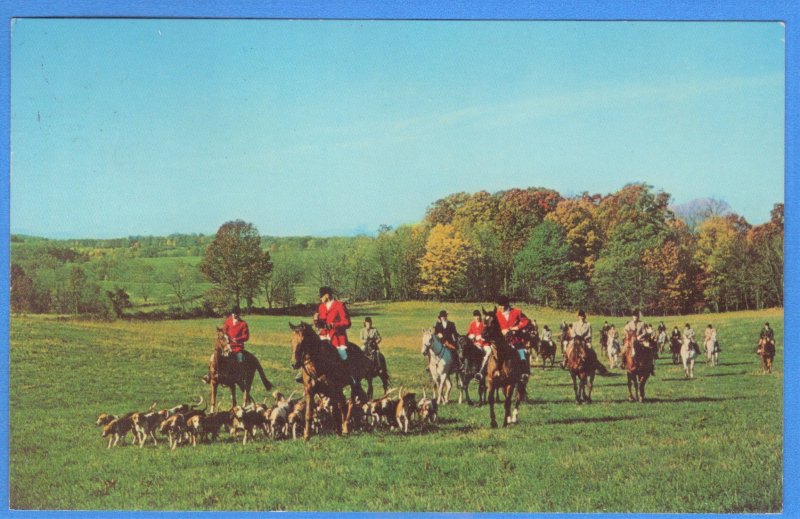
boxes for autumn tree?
[419,224,472,300]
[545,195,604,278]
[199,220,272,309]
[10,263,35,313]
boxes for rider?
[434,310,461,372]
[623,310,655,376]
[314,286,351,359]
[758,322,775,354]
[704,324,720,357]
[600,321,611,350]
[671,325,682,348]
[683,323,698,354]
[496,295,532,383]
[470,310,492,381]
[360,316,382,362]
[562,309,592,369]
[202,306,249,384]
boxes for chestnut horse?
[759,338,776,374]
[621,330,655,402]
[205,328,274,412]
[565,335,609,404]
[481,308,527,428]
[289,322,368,440]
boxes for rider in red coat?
[314,286,351,357]
[495,295,532,382]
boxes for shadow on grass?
[545,415,638,426]
[702,370,748,378]
[640,395,746,404]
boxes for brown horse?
[205,328,274,413]
[481,308,527,428]
[621,330,655,402]
[535,337,558,369]
[289,322,369,440]
[759,338,776,374]
[564,336,608,404]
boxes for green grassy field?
[9,302,782,512]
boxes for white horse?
[705,333,720,366]
[681,339,699,379]
[421,329,457,404]
[606,335,621,369]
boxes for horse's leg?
[230,384,237,409]
[210,381,218,413]
[488,380,498,428]
[627,373,635,402]
[511,383,522,423]
[639,376,647,402]
[586,372,594,403]
[366,377,374,401]
[444,376,453,404]
[571,373,580,404]
[503,384,513,426]
[304,390,314,441]
[339,393,350,436]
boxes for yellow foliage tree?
[419,224,472,299]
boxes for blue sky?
[10,19,785,238]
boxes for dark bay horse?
[456,336,487,405]
[482,308,527,428]
[564,336,608,404]
[205,328,274,413]
[289,322,369,440]
[621,330,655,402]
[535,337,557,369]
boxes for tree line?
[10,183,783,318]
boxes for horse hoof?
[628,396,635,402]
[491,421,498,429]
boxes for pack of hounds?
[96,388,438,449]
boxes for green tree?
[169,261,198,312]
[106,287,132,318]
[199,220,272,309]
[511,221,574,306]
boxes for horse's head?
[215,327,232,356]
[481,307,500,341]
[289,322,315,370]
[421,328,433,356]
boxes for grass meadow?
[9,302,782,512]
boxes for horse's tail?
[254,358,274,392]
[380,353,391,386]
[593,354,611,376]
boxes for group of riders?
[212,286,777,386]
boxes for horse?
[606,335,621,369]
[669,334,682,364]
[657,330,667,354]
[759,338,776,374]
[536,337,557,368]
[564,335,609,404]
[421,329,458,404]
[205,327,274,413]
[705,337,721,367]
[354,343,391,400]
[481,308,527,428]
[621,330,655,402]
[289,322,364,440]
[680,338,699,379]
[456,336,487,405]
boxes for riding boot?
[519,349,530,383]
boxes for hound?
[101,415,136,448]
[395,388,417,433]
